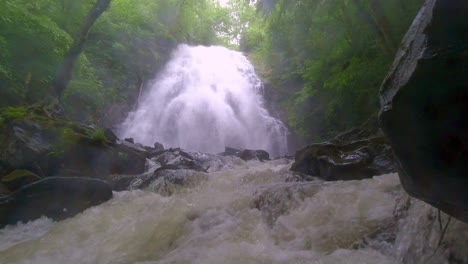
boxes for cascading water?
[119,45,288,157]
[1,154,467,263]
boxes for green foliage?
[1,106,28,120]
[0,0,72,105]
[89,129,108,144]
[0,0,423,143]
[244,0,422,141]
[0,0,237,123]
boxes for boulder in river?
[291,117,396,181]
[0,107,147,179]
[379,0,468,222]
[1,169,41,191]
[221,147,271,161]
[0,177,112,228]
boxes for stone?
[291,117,396,181]
[0,177,112,228]
[1,169,41,191]
[221,147,271,161]
[124,137,134,144]
[379,0,468,222]
[153,142,164,152]
[103,128,118,143]
[0,111,147,179]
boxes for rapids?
[1,156,402,264]
[119,45,288,157]
[1,155,467,263]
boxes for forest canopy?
[0,0,422,142]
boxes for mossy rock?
[290,117,396,181]
[2,169,41,191]
[0,106,147,179]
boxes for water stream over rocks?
[1,154,465,263]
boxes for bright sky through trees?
[218,0,229,7]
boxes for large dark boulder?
[379,0,468,222]
[1,169,41,191]
[109,148,210,191]
[291,117,396,181]
[220,147,270,161]
[0,177,112,228]
[0,109,147,180]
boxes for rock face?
[0,110,147,180]
[291,117,396,180]
[1,169,41,191]
[0,177,112,228]
[379,0,468,222]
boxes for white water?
[0,157,405,264]
[2,154,467,263]
[119,45,288,157]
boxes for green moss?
[89,128,108,145]
[1,106,28,120]
[2,169,39,183]
[48,127,82,155]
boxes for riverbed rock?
[109,148,212,191]
[1,169,41,191]
[221,147,270,161]
[253,181,322,225]
[0,177,112,228]
[379,0,468,222]
[291,117,396,180]
[0,109,147,180]
[153,142,164,152]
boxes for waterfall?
[119,45,289,157]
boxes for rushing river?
[119,45,288,157]
[1,156,404,264]
[1,154,467,263]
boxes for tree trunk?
[53,0,112,98]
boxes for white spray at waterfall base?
[119,45,288,157]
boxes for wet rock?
[379,0,468,222]
[152,148,208,172]
[253,182,322,225]
[103,128,118,143]
[393,192,468,263]
[109,172,158,191]
[0,177,112,228]
[118,140,148,156]
[221,147,271,161]
[1,169,41,191]
[0,118,56,176]
[0,112,147,179]
[0,183,10,197]
[153,142,164,152]
[109,148,213,191]
[58,137,147,177]
[124,137,134,144]
[291,117,396,181]
[109,168,208,195]
[146,169,208,196]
